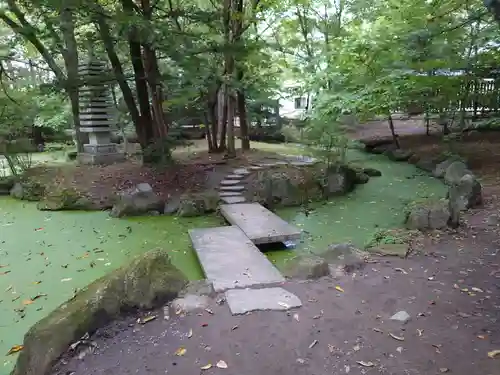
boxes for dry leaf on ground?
[488,349,500,359]
[200,363,212,370]
[357,361,374,367]
[6,345,23,355]
[174,347,186,356]
[335,286,345,292]
[389,333,405,341]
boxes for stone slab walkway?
[188,226,285,292]
[225,287,302,315]
[220,203,302,244]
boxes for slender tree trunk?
[226,91,236,157]
[387,114,400,148]
[94,5,141,145]
[237,88,250,150]
[60,0,84,152]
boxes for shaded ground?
[52,223,500,375]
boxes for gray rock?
[283,255,330,280]
[444,161,471,185]
[37,188,95,211]
[12,249,186,375]
[322,243,367,273]
[363,167,382,177]
[171,294,211,313]
[355,172,370,184]
[10,181,45,201]
[372,243,409,258]
[179,280,215,298]
[405,200,450,230]
[433,158,456,178]
[177,191,219,217]
[0,176,15,195]
[390,310,411,324]
[415,158,436,172]
[323,165,357,196]
[164,196,181,214]
[448,174,482,211]
[110,183,164,218]
[385,149,413,162]
[486,214,500,226]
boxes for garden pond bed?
[0,150,446,374]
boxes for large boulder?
[283,254,330,280]
[248,167,323,208]
[12,249,187,375]
[37,187,94,211]
[448,174,482,211]
[10,180,45,201]
[176,190,219,217]
[110,183,164,218]
[432,157,462,179]
[0,176,15,195]
[322,165,358,197]
[321,243,368,273]
[405,199,450,230]
[444,161,472,185]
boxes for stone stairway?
[188,156,317,315]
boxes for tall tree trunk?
[226,91,236,157]
[121,0,154,152]
[60,0,84,152]
[141,0,168,141]
[94,8,141,135]
[237,87,249,150]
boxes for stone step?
[233,168,251,175]
[219,191,243,197]
[248,166,264,171]
[225,174,244,180]
[221,196,246,204]
[219,203,302,245]
[220,179,242,186]
[188,226,285,292]
[219,185,245,192]
[225,287,302,315]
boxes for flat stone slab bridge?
[188,202,303,315]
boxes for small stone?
[390,311,411,324]
[172,295,210,313]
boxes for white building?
[278,80,312,120]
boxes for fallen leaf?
[389,333,404,341]
[477,335,487,339]
[417,329,423,337]
[394,267,408,274]
[278,302,290,309]
[353,344,360,351]
[0,271,11,275]
[61,278,72,282]
[6,345,23,355]
[216,360,228,369]
[200,363,212,370]
[471,287,484,293]
[139,315,157,324]
[488,349,500,359]
[205,308,214,315]
[0,264,9,268]
[22,299,34,305]
[31,293,47,301]
[5,285,13,292]
[33,281,42,285]
[373,328,383,333]
[231,325,238,330]
[293,313,300,322]
[187,329,193,338]
[335,286,345,293]
[175,346,186,356]
[309,339,318,349]
[440,368,449,373]
[396,346,403,353]
[356,361,374,367]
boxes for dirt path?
[53,222,500,375]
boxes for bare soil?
[52,221,500,375]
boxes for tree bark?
[60,0,84,152]
[237,87,250,150]
[94,6,141,136]
[388,114,400,148]
[121,0,154,152]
